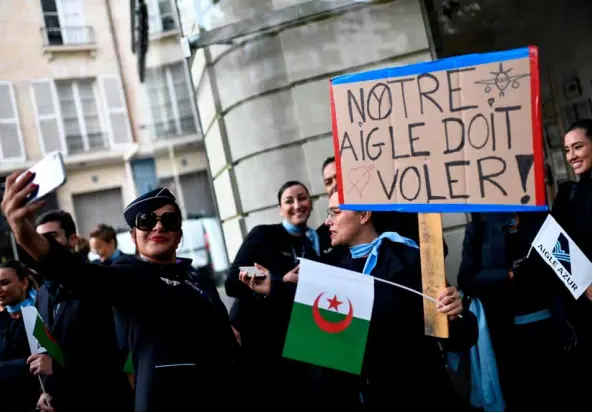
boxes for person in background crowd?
[89,223,135,391]
[1,182,238,411]
[294,191,477,409]
[33,210,132,411]
[226,181,323,409]
[550,118,592,412]
[89,224,130,265]
[457,211,564,411]
[318,157,348,266]
[74,236,90,263]
[0,261,41,412]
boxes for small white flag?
[531,215,592,299]
[21,306,48,355]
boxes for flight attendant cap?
[123,187,180,228]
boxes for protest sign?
[330,46,546,212]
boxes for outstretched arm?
[34,237,154,307]
[1,171,155,307]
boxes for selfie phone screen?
[17,152,67,205]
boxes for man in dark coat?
[34,210,132,411]
[88,223,134,364]
[457,212,566,411]
[317,157,349,265]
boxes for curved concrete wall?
[189,0,470,284]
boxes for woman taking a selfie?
[0,261,41,412]
[309,191,478,410]
[1,179,238,412]
[226,180,322,408]
[550,119,592,411]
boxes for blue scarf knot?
[6,289,37,314]
[282,220,320,256]
[350,232,418,275]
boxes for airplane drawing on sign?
[475,62,530,97]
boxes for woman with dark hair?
[1,175,238,412]
[0,260,41,411]
[316,191,478,410]
[225,180,324,408]
[550,119,592,411]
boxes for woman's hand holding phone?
[239,263,271,296]
[1,171,50,260]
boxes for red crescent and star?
[312,292,353,334]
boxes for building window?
[0,81,25,161]
[145,62,197,140]
[147,0,177,34]
[55,79,106,154]
[40,0,92,45]
[159,171,215,217]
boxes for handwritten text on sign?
[330,49,544,211]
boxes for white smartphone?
[16,151,67,205]
[239,266,266,279]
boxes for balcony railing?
[41,26,96,47]
[65,132,108,155]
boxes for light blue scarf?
[6,289,37,314]
[350,232,418,275]
[447,294,505,412]
[282,220,320,256]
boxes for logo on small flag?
[552,233,571,274]
[531,215,591,299]
[312,292,353,334]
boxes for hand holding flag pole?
[21,307,63,411]
[372,277,463,319]
[36,376,53,411]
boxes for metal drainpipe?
[172,0,239,271]
[105,0,140,145]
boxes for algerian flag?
[124,352,134,374]
[21,306,65,367]
[531,214,592,299]
[283,258,374,375]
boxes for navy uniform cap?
[123,187,180,228]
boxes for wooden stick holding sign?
[418,213,448,338]
[329,46,546,338]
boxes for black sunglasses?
[135,212,181,232]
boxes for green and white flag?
[283,258,374,375]
[21,306,65,366]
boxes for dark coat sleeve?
[398,244,478,352]
[457,219,508,297]
[441,310,479,352]
[225,225,298,300]
[42,301,123,405]
[34,236,159,310]
[225,226,269,300]
[0,359,29,380]
[550,181,575,230]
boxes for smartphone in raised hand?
[16,151,67,206]
[239,266,266,279]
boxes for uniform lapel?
[371,242,405,281]
[52,299,69,332]
[36,286,53,329]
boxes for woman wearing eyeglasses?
[318,191,478,410]
[1,177,238,412]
